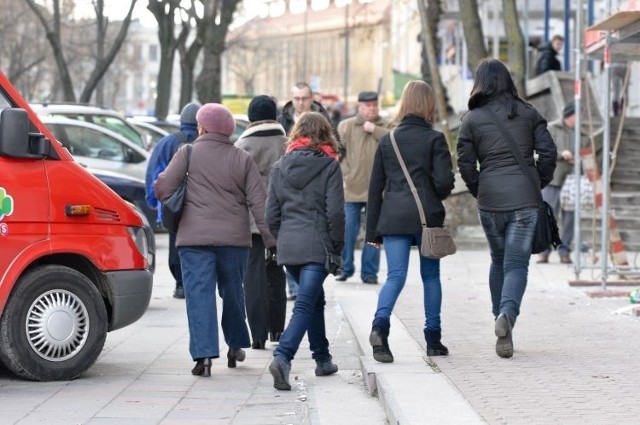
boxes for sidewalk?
[345,248,640,425]
[1,234,639,424]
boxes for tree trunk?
[502,0,526,98]
[80,0,137,104]
[177,8,206,109]
[417,0,454,158]
[148,0,182,119]
[25,0,76,101]
[196,0,241,103]
[458,0,488,76]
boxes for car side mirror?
[0,108,51,158]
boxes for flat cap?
[562,100,575,118]
[358,91,378,102]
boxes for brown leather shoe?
[560,255,573,264]
[536,255,549,264]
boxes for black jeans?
[169,231,182,288]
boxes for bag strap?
[483,108,542,203]
[389,130,428,228]
[184,143,193,175]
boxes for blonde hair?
[395,80,436,124]
[288,111,339,152]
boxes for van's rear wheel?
[0,265,107,381]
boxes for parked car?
[31,103,149,150]
[41,116,149,180]
[127,115,180,134]
[132,113,249,143]
[232,114,250,143]
[127,118,169,148]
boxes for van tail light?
[65,204,92,216]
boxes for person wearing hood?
[535,35,563,76]
[235,95,288,349]
[277,82,332,301]
[155,103,276,378]
[265,111,345,391]
[145,101,201,299]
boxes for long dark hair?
[468,59,526,116]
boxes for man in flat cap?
[336,91,393,284]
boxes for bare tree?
[177,1,207,108]
[0,0,49,95]
[148,0,183,119]
[502,0,526,97]
[196,0,242,103]
[417,0,454,115]
[458,0,488,76]
[24,0,137,103]
[417,0,453,155]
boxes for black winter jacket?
[266,148,345,266]
[456,98,557,212]
[535,42,561,76]
[365,116,455,244]
[277,101,329,135]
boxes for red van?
[0,72,153,381]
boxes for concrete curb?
[338,286,486,425]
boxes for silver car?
[42,116,149,180]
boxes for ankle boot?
[369,326,394,363]
[315,356,339,376]
[425,330,449,356]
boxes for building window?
[149,45,158,62]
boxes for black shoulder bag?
[162,144,193,233]
[485,109,561,254]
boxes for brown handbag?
[389,131,456,259]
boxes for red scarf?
[286,137,339,160]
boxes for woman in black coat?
[457,58,557,359]
[265,112,345,390]
[366,80,455,363]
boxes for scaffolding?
[573,0,640,289]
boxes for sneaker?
[173,286,185,299]
[362,276,378,284]
[269,355,292,390]
[315,357,338,376]
[495,313,514,358]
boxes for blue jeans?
[342,202,380,279]
[274,263,330,362]
[478,208,537,322]
[373,234,442,332]
[179,246,251,360]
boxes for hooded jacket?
[144,124,198,222]
[266,148,345,266]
